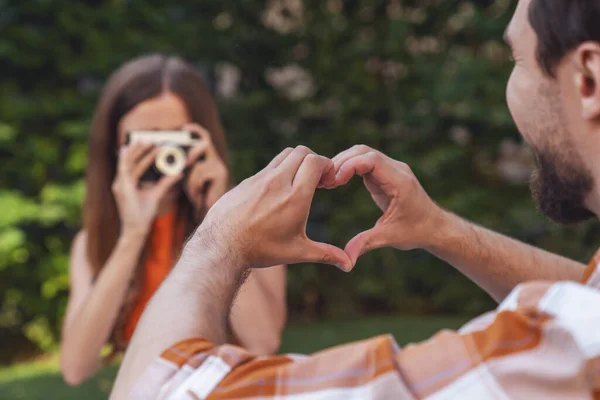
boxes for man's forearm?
[110,229,247,399]
[427,211,586,302]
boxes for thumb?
[303,240,353,272]
[344,226,387,267]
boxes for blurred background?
[1,0,599,398]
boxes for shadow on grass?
[0,315,469,400]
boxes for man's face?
[505,0,595,224]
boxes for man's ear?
[572,42,600,120]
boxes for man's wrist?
[422,208,460,253]
[179,223,248,275]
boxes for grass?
[0,315,469,400]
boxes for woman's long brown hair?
[82,54,229,350]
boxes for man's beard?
[530,150,594,224]
[524,81,595,224]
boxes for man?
[111,0,600,398]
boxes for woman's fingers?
[153,173,183,199]
[186,141,211,167]
[132,147,159,180]
[185,154,229,210]
[206,170,229,209]
[119,143,153,175]
[182,123,212,142]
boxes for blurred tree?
[1,0,598,362]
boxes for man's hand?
[194,146,352,272]
[331,145,446,267]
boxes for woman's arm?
[229,265,287,355]
[61,143,184,385]
[60,229,147,386]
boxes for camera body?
[126,130,202,182]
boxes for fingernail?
[335,263,349,272]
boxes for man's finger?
[275,146,314,183]
[265,147,294,170]
[335,152,390,187]
[133,148,159,180]
[300,239,353,272]
[331,145,375,173]
[335,152,378,186]
[293,154,336,193]
[344,226,387,267]
[330,147,354,166]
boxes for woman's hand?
[182,123,229,219]
[112,142,183,235]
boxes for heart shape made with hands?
[199,144,439,273]
[320,145,440,270]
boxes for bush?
[1,0,597,361]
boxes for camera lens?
[156,145,186,176]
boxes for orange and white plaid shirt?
[132,252,600,399]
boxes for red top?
[123,211,179,341]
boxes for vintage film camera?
[125,130,202,182]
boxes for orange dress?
[123,211,180,342]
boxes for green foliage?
[1,0,598,360]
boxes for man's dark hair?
[529,0,600,77]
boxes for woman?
[60,54,287,385]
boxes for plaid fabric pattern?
[131,252,600,399]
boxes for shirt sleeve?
[581,249,600,284]
[130,281,600,399]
